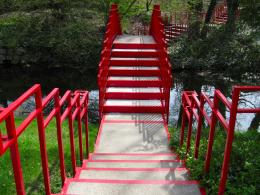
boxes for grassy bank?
[0,118,99,195]
[170,128,260,195]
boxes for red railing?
[150,5,172,123]
[162,11,189,43]
[98,4,122,120]
[179,86,260,195]
[0,84,89,195]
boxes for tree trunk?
[225,0,239,33]
[187,0,203,40]
[177,73,203,127]
[200,0,217,38]
[146,0,153,12]
[248,113,260,131]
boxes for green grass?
[170,127,260,195]
[0,118,99,195]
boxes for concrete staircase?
[61,35,204,195]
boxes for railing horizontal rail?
[0,84,40,123]
[178,85,260,195]
[0,84,90,195]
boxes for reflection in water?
[0,70,259,131]
[170,71,260,131]
[169,86,260,131]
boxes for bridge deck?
[64,35,202,195]
[114,35,156,44]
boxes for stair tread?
[85,160,184,169]
[109,66,159,70]
[91,153,177,160]
[106,87,161,93]
[66,181,201,195]
[111,57,159,61]
[108,76,160,81]
[103,113,164,121]
[114,35,156,44]
[104,99,162,106]
[78,168,189,180]
[112,49,158,52]
[95,123,170,153]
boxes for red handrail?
[179,86,260,195]
[0,84,89,195]
[150,5,172,123]
[98,4,122,120]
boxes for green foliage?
[169,23,260,78]
[170,128,260,194]
[187,0,203,12]
[0,0,104,70]
[240,0,260,27]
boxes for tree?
[187,0,203,40]
[248,113,260,131]
[225,0,239,33]
[200,0,217,38]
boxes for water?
[0,69,259,131]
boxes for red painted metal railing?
[162,11,189,43]
[0,84,89,195]
[98,4,122,120]
[179,86,260,195]
[150,5,172,123]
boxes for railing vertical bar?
[180,107,186,147]
[204,92,219,172]
[35,89,51,195]
[218,87,240,195]
[194,95,205,159]
[186,99,194,153]
[54,91,66,185]
[85,94,89,159]
[67,93,77,175]
[6,113,26,195]
[76,95,83,163]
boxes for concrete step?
[105,87,162,99]
[110,66,159,70]
[111,49,159,57]
[110,57,159,66]
[114,35,156,44]
[106,87,160,93]
[91,153,177,160]
[109,76,160,81]
[95,122,170,153]
[103,106,165,113]
[104,99,162,106]
[103,113,165,122]
[108,68,160,76]
[77,168,189,181]
[107,76,162,87]
[114,43,158,49]
[84,160,184,169]
[103,99,164,113]
[65,180,202,195]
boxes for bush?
[169,23,260,77]
[0,1,104,71]
[170,128,260,194]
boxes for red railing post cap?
[153,5,160,10]
[111,4,118,9]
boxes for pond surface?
[0,68,259,131]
